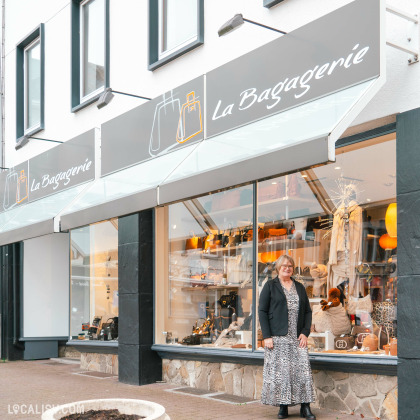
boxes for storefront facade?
[2,1,420,419]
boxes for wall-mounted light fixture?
[218,13,287,37]
[97,88,152,109]
[15,135,63,150]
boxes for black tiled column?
[396,108,420,418]
[118,210,161,385]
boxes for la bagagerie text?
[30,158,92,191]
[212,43,370,120]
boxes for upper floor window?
[24,39,41,132]
[149,0,204,71]
[71,0,109,111]
[16,24,44,142]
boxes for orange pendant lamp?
[379,233,397,250]
[385,203,397,238]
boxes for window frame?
[71,0,110,112]
[149,0,204,71]
[23,38,42,135]
[263,0,285,8]
[16,24,45,143]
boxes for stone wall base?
[80,353,118,375]
[58,345,81,359]
[163,359,397,420]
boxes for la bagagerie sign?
[0,130,95,212]
[206,0,381,138]
[212,43,370,119]
[30,157,93,192]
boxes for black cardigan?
[258,277,312,339]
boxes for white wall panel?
[23,233,69,338]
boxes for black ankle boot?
[278,404,288,419]
[300,403,316,420]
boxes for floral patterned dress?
[261,281,315,406]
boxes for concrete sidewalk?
[0,359,369,420]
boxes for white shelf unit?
[310,331,335,350]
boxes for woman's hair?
[274,254,295,274]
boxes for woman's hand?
[298,334,308,348]
[264,338,273,349]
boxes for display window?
[156,185,254,349]
[156,135,397,357]
[70,219,118,341]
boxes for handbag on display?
[362,333,379,351]
[102,317,118,340]
[372,300,397,324]
[334,335,355,350]
[185,232,203,251]
[372,300,397,337]
[347,294,373,315]
[226,255,243,284]
[218,291,238,309]
[351,325,372,348]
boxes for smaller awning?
[59,144,199,230]
[0,183,89,246]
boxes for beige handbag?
[347,294,373,315]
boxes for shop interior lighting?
[15,135,63,150]
[97,88,151,109]
[218,13,287,37]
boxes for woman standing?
[259,255,316,420]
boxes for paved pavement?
[0,359,368,420]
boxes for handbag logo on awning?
[30,158,93,192]
[212,43,370,120]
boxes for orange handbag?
[185,234,203,251]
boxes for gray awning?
[0,183,90,246]
[59,144,199,230]
[59,77,385,230]
[158,79,380,205]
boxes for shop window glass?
[149,0,203,70]
[156,185,254,349]
[70,219,118,341]
[256,135,397,356]
[24,39,41,132]
[159,0,198,58]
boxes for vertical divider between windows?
[252,181,258,352]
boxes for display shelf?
[259,238,320,251]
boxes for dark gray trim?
[16,24,45,143]
[336,123,396,148]
[60,187,158,231]
[71,0,110,112]
[66,340,118,354]
[71,92,101,113]
[152,345,397,375]
[20,336,68,341]
[159,135,329,205]
[148,0,204,71]
[263,0,285,8]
